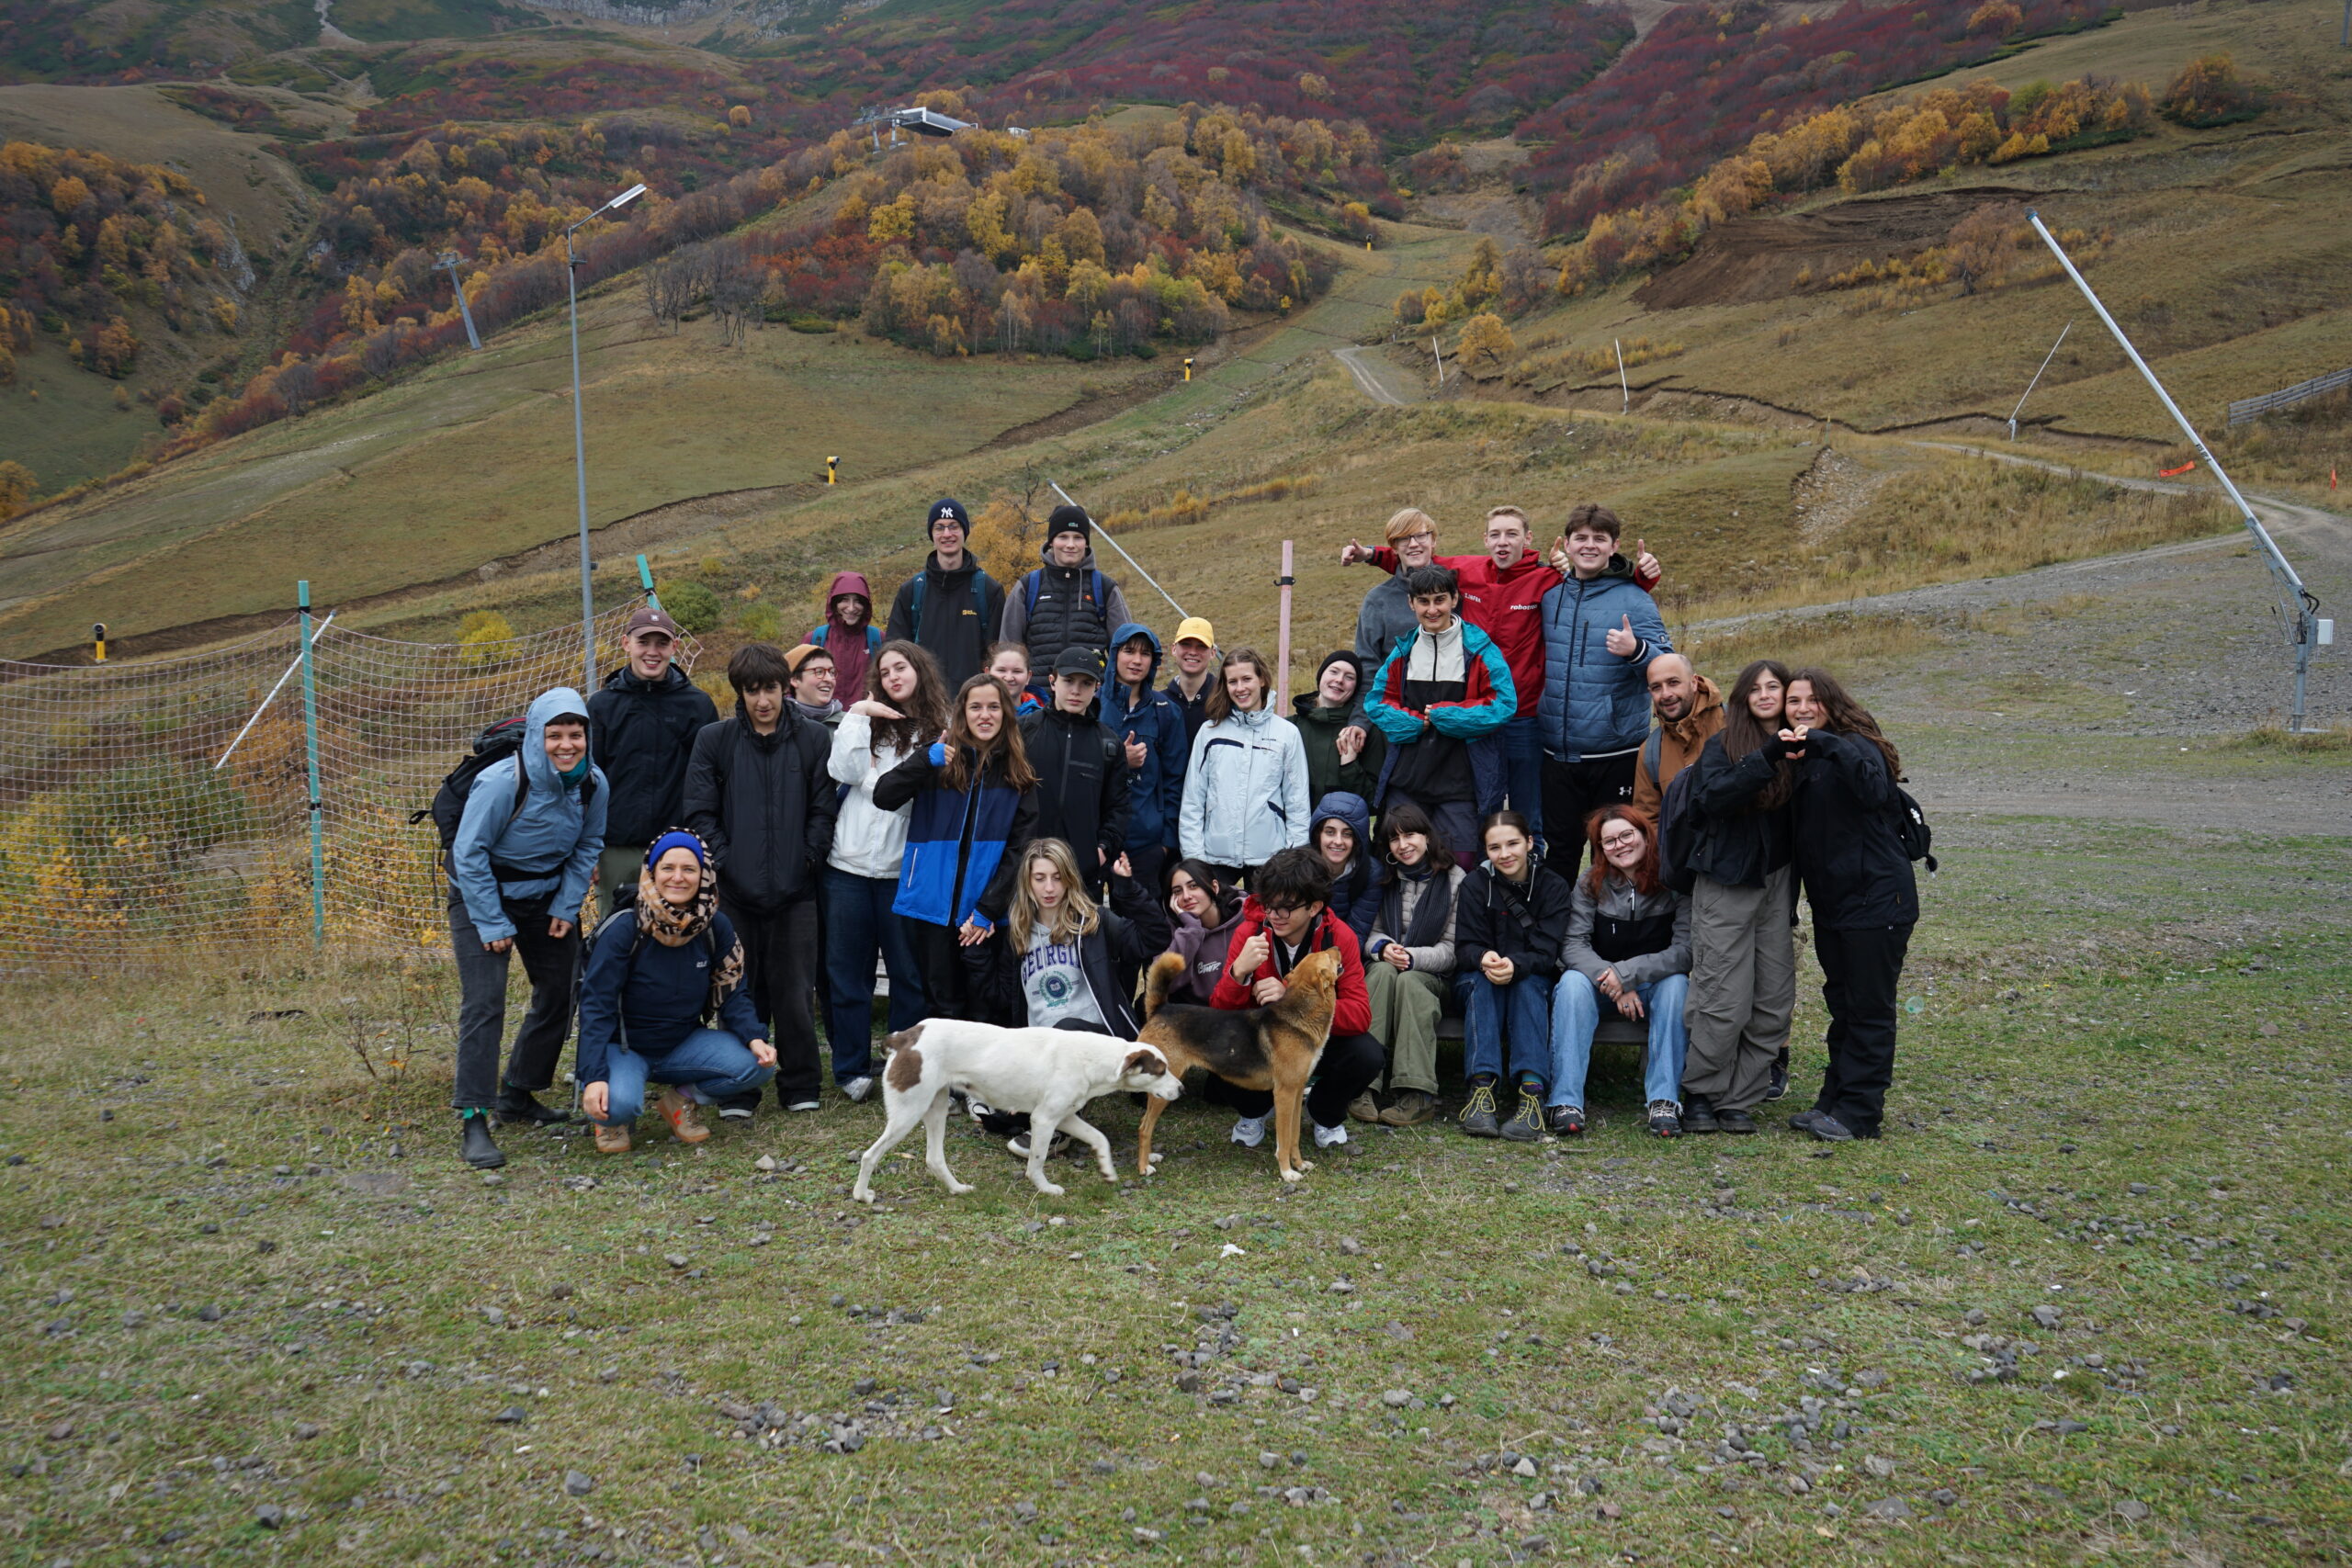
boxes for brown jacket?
[1632,675,1725,820]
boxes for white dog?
[852,1020,1185,1202]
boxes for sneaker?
[1347,1091,1382,1124]
[656,1088,710,1145]
[1378,1089,1437,1127]
[493,1089,570,1127]
[1808,1112,1858,1143]
[1764,1055,1790,1102]
[717,1103,755,1122]
[1229,1116,1268,1148]
[1718,1107,1758,1135]
[1645,1100,1682,1138]
[1313,1121,1349,1149]
[1007,1131,1072,1159]
[1458,1082,1501,1139]
[460,1115,506,1169]
[967,1096,996,1123]
[594,1122,632,1154]
[785,1099,820,1113]
[1787,1108,1828,1134]
[1544,1103,1586,1136]
[1499,1087,1546,1143]
[843,1076,876,1103]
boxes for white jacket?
[827,711,912,880]
[1178,705,1310,868]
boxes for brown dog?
[1133,947,1341,1182]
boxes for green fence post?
[298,581,326,947]
[636,554,661,611]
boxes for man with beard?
[1631,652,1724,820]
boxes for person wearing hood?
[587,605,718,920]
[1309,791,1382,943]
[1364,564,1514,867]
[575,832,776,1154]
[1103,622,1189,898]
[1164,858,1246,1004]
[805,571,880,703]
[447,686,608,1170]
[886,499,1007,688]
[682,642,840,1115]
[1177,646,1311,887]
[999,505,1132,682]
[1632,653,1724,822]
[783,642,842,727]
[1293,649,1384,807]
[1019,647,1130,898]
[1538,502,1671,878]
[1162,616,1221,749]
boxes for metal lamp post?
[563,182,647,693]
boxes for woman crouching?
[576,831,777,1151]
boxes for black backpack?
[1892,784,1938,874]
[1655,761,1702,897]
[412,716,597,875]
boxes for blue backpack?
[809,624,881,654]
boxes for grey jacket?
[1364,863,1463,976]
[1563,874,1690,988]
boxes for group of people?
[443,496,1920,1174]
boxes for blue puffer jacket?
[450,687,608,942]
[1102,622,1189,852]
[1536,559,1670,761]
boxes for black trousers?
[1813,922,1913,1137]
[904,915,992,1023]
[726,894,822,1105]
[448,897,579,1111]
[1540,752,1637,879]
[1209,1032,1384,1131]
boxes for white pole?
[566,228,595,697]
[1430,335,1443,387]
[214,612,337,769]
[2027,211,2321,729]
[1047,481,1188,620]
[1615,338,1629,413]
[1276,540,1295,710]
[2007,320,2072,441]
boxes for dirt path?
[1334,345,1412,406]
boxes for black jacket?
[586,663,718,847]
[1792,729,1918,930]
[1455,862,1575,980]
[970,874,1172,1036]
[681,705,837,915]
[1019,701,1130,885]
[885,551,1005,689]
[1685,731,1794,890]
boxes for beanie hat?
[646,829,708,870]
[783,642,832,677]
[1313,650,1360,701]
[927,498,969,536]
[1046,503,1091,542]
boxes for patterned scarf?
[635,833,746,1021]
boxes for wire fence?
[0,599,695,975]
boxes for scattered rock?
[548,1283,574,1300]
[564,1470,595,1496]
[1338,1236,1363,1256]
[665,1254,690,1269]
[1258,1451,1283,1470]
[1866,1498,1911,1521]
[754,1155,778,1172]
[1512,1457,1539,1478]
[2030,1304,2064,1331]
[1595,1501,1622,1521]
[1864,1455,1897,1479]
[2115,1499,2150,1522]
[1382,1389,1413,1409]
[292,1423,321,1441]
[196,1304,223,1323]
[492,1406,528,1425]
[254,1504,286,1529]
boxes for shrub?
[663,581,723,634]
[2162,54,2264,129]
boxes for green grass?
[3,812,2346,1562]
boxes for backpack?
[809,624,880,653]
[1892,784,1938,873]
[1640,728,1664,793]
[1024,567,1108,618]
[904,573,926,637]
[413,716,597,876]
[1655,760,1702,897]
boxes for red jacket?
[1208,897,1373,1037]
[1370,548,1660,718]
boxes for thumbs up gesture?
[1634,537,1660,583]
[1123,729,1147,769]
[1605,614,1639,658]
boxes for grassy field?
[2,806,2345,1564]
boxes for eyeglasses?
[1396,532,1434,547]
[1259,903,1304,919]
[1600,834,1643,850]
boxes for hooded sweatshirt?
[1102,622,1190,852]
[1308,791,1383,942]
[807,570,878,703]
[1000,543,1132,672]
[1633,674,1725,822]
[449,687,609,942]
[1178,702,1311,869]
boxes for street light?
[563,182,647,693]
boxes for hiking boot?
[1544,1104,1587,1136]
[1313,1121,1350,1149]
[656,1089,710,1145]
[1229,1116,1268,1148]
[1808,1113,1858,1143]
[842,1076,876,1103]
[593,1122,632,1154]
[1645,1100,1682,1138]
[1347,1091,1382,1124]
[1718,1107,1758,1135]
[1499,1087,1546,1143]
[1379,1090,1437,1127]
[460,1116,505,1169]
[1459,1082,1501,1138]
[493,1089,569,1127]
[1680,1095,1719,1134]
[1764,1052,1790,1102]
[1787,1108,1828,1134]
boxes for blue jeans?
[1458,970,1555,1088]
[822,867,926,1082]
[1548,970,1690,1110]
[594,1027,776,1125]
[1503,715,1546,847]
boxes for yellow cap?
[1174,616,1216,647]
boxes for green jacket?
[1291,694,1385,811]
